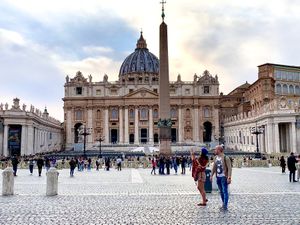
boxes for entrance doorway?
[110,129,118,144]
[8,125,22,156]
[154,133,159,144]
[171,128,177,143]
[279,123,289,152]
[74,123,83,143]
[140,128,148,144]
[129,134,134,144]
[203,121,212,142]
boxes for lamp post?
[96,136,105,158]
[250,123,264,159]
[78,125,92,159]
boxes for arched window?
[186,109,191,117]
[111,108,118,120]
[276,84,282,94]
[140,108,148,120]
[295,86,300,95]
[97,110,101,120]
[153,109,158,118]
[282,84,288,94]
[289,85,294,94]
[129,109,135,119]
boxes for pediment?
[124,88,158,98]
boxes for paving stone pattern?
[0,166,299,225]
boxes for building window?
[204,86,210,94]
[204,108,210,118]
[111,108,118,120]
[289,85,294,94]
[96,89,101,95]
[140,108,148,120]
[49,133,52,140]
[110,89,117,95]
[153,109,158,118]
[282,84,288,94]
[295,86,300,95]
[97,110,101,120]
[129,109,135,119]
[170,108,177,118]
[276,84,282,94]
[153,89,158,93]
[75,110,83,121]
[129,89,134,93]
[76,87,82,95]
[185,89,190,94]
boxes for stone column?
[290,122,297,153]
[193,106,199,142]
[134,107,139,144]
[46,168,59,196]
[87,109,93,144]
[21,125,27,155]
[149,107,153,144]
[27,125,34,155]
[104,107,109,144]
[274,123,280,153]
[3,124,8,156]
[66,110,72,146]
[124,107,129,144]
[178,106,183,143]
[119,107,123,143]
[2,168,14,196]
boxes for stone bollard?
[2,167,14,196]
[46,167,59,196]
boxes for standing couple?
[191,145,232,211]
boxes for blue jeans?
[216,176,229,209]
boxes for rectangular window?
[76,87,82,95]
[129,89,134,93]
[204,86,210,94]
[153,89,158,93]
[75,110,83,121]
[96,89,101,95]
[185,89,190,94]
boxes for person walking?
[159,156,165,175]
[96,158,100,171]
[191,148,209,206]
[116,156,122,171]
[210,145,232,211]
[151,158,157,175]
[28,156,35,175]
[280,156,286,173]
[172,156,178,175]
[11,155,19,176]
[166,157,171,175]
[287,152,298,182]
[69,158,76,177]
[36,156,44,177]
[45,157,51,171]
[296,155,300,182]
[181,156,186,175]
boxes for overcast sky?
[1,0,300,121]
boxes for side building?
[63,33,221,151]
[0,98,63,156]
[224,63,300,154]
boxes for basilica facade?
[63,33,220,150]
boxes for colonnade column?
[149,107,153,144]
[87,109,93,144]
[21,125,27,155]
[119,107,123,143]
[178,106,183,143]
[3,124,8,156]
[193,106,199,143]
[290,122,297,153]
[134,107,139,144]
[104,107,109,144]
[124,107,129,144]
[27,125,34,155]
[274,123,280,153]
[66,110,72,145]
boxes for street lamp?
[78,125,92,158]
[250,122,264,159]
[96,136,105,158]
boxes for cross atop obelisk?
[160,0,166,21]
[158,1,172,156]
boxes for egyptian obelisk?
[158,1,172,156]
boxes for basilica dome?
[119,33,159,77]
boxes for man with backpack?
[210,145,232,211]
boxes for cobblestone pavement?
[0,166,299,224]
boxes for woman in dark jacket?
[280,156,286,173]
